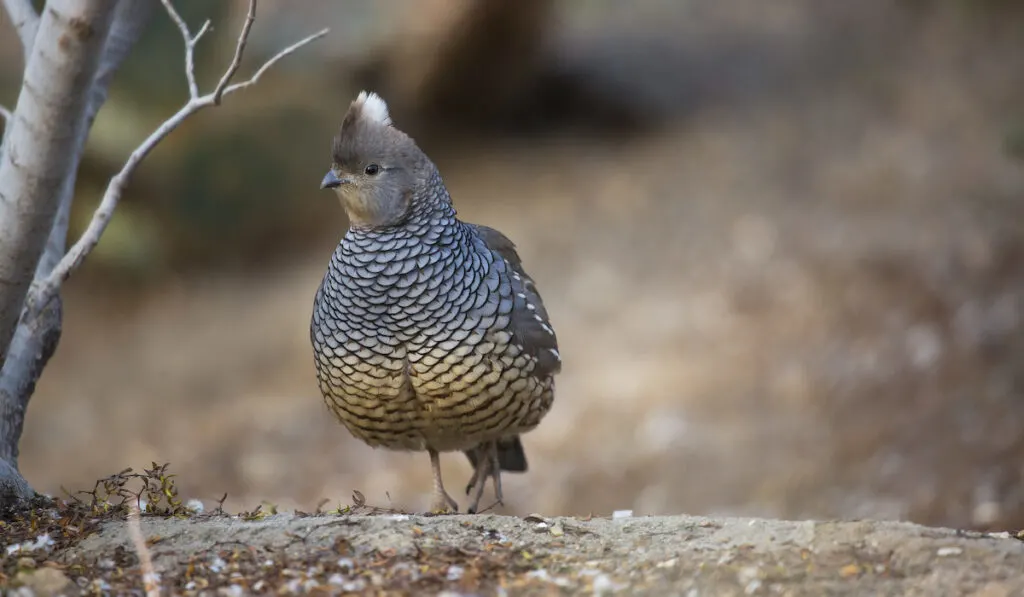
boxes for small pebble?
[937,547,963,557]
[341,579,366,592]
[593,574,615,595]
[737,566,760,585]
[446,565,465,581]
[5,534,55,555]
[612,510,633,519]
[14,567,72,596]
[97,558,115,570]
[88,579,112,592]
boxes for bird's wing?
[468,223,561,379]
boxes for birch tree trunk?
[0,0,118,363]
[0,0,154,504]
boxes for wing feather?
[468,224,561,379]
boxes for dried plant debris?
[4,463,1024,595]
[0,464,194,587]
[0,463,553,594]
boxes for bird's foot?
[429,490,459,515]
[466,441,505,514]
[428,448,459,514]
[474,497,504,514]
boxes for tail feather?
[464,436,528,472]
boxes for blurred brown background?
[3,0,1024,529]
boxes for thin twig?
[126,502,161,597]
[1,0,39,54]
[23,5,328,319]
[193,20,212,45]
[159,0,212,100]
[222,29,331,96]
[213,0,257,105]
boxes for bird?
[310,90,561,514]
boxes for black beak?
[321,170,348,189]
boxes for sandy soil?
[8,508,1024,595]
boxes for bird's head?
[321,91,432,228]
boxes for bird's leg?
[428,448,459,513]
[466,444,492,514]
[467,441,506,514]
[487,444,503,503]
[464,445,486,496]
[487,441,504,507]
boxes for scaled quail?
[311,91,561,514]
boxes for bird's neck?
[340,173,469,258]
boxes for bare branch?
[159,0,211,100]
[193,20,212,45]
[213,0,257,105]
[158,0,190,42]
[1,0,39,54]
[222,28,330,96]
[23,6,328,319]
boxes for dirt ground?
[14,0,1024,532]
[7,506,1024,596]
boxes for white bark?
[0,0,327,505]
[0,0,119,366]
[0,0,156,503]
[0,0,39,53]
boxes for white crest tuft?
[355,91,391,126]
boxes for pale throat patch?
[356,90,392,126]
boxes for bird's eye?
[364,164,380,175]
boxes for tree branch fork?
[9,0,328,323]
